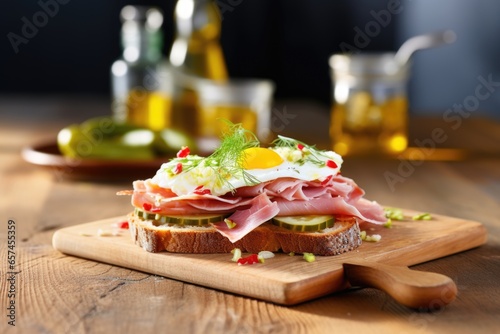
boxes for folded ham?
[131,174,386,243]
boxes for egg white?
[151,148,343,197]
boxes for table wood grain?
[1,97,499,333]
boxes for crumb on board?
[360,230,382,242]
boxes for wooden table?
[1,96,499,333]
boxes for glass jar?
[329,53,410,157]
[196,78,275,147]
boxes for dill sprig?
[272,135,326,166]
[204,121,261,192]
[209,121,259,167]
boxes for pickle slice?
[134,208,228,226]
[272,215,335,232]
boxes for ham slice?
[232,175,365,203]
[129,174,386,242]
[212,193,279,243]
[274,196,385,225]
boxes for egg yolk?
[240,147,284,170]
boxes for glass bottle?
[169,0,227,79]
[168,0,228,137]
[111,5,172,130]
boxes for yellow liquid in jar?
[148,92,173,131]
[125,89,173,131]
[171,87,200,137]
[330,92,408,156]
[199,105,257,138]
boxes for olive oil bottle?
[169,0,228,137]
[169,0,227,80]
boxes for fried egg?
[151,144,343,197]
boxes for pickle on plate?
[154,128,196,155]
[79,117,140,137]
[57,117,196,160]
[57,124,155,160]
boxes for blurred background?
[1,0,500,119]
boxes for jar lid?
[329,53,409,79]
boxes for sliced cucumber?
[272,215,335,232]
[134,208,228,227]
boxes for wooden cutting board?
[52,209,487,306]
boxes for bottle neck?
[174,0,221,40]
[121,21,163,63]
[170,0,227,79]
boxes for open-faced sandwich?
[119,123,386,256]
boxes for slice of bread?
[128,212,362,256]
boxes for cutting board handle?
[343,261,457,309]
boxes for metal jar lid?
[329,53,410,84]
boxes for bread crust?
[128,212,362,256]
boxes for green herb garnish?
[303,252,316,262]
[412,213,432,221]
[224,218,237,229]
[383,218,393,228]
[272,135,328,166]
[208,121,260,186]
[384,207,404,221]
[360,230,382,242]
[179,121,261,193]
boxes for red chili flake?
[297,143,305,151]
[142,203,152,211]
[321,175,333,186]
[176,146,190,158]
[117,221,129,229]
[326,159,338,168]
[174,163,183,174]
[237,254,259,265]
[193,185,211,195]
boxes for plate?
[21,141,170,181]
